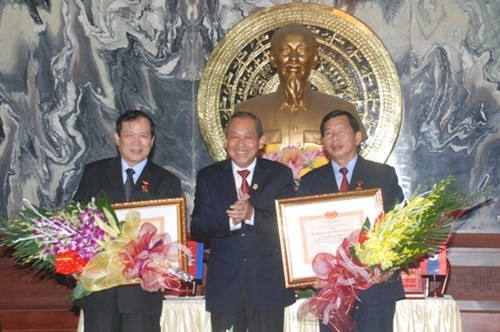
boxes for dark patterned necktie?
[124,168,135,201]
[237,169,250,195]
[339,167,349,192]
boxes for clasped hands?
[227,189,253,225]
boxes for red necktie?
[339,167,349,192]
[237,170,250,195]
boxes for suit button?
[239,233,246,237]
[241,258,246,262]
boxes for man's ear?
[269,53,277,68]
[312,52,319,69]
[114,132,120,146]
[258,135,266,150]
[354,131,363,146]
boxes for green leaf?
[70,282,92,301]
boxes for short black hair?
[115,110,155,137]
[225,111,264,138]
[320,109,361,137]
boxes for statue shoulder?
[310,91,356,111]
[235,92,280,112]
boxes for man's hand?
[227,191,253,223]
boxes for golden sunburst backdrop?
[197,3,402,163]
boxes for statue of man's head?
[270,23,319,111]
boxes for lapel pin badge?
[355,180,364,190]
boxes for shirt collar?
[231,158,257,173]
[121,158,148,182]
[331,155,358,181]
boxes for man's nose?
[289,49,300,61]
[330,132,341,140]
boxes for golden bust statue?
[236,23,367,147]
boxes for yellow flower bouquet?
[298,176,487,331]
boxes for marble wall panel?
[409,0,499,232]
[0,0,497,232]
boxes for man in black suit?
[297,110,405,332]
[190,111,296,332]
[73,110,182,332]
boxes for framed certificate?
[112,197,188,271]
[276,189,384,288]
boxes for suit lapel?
[106,157,126,200]
[350,157,367,190]
[250,158,268,196]
[136,161,154,192]
[320,163,339,193]
[220,159,238,203]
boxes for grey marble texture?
[0,0,498,232]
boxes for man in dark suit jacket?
[73,110,182,332]
[190,111,296,332]
[297,109,405,332]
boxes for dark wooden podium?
[0,247,79,332]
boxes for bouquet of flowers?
[298,176,484,332]
[261,145,329,185]
[0,195,192,300]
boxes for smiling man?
[191,111,296,332]
[297,109,405,332]
[73,110,182,332]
